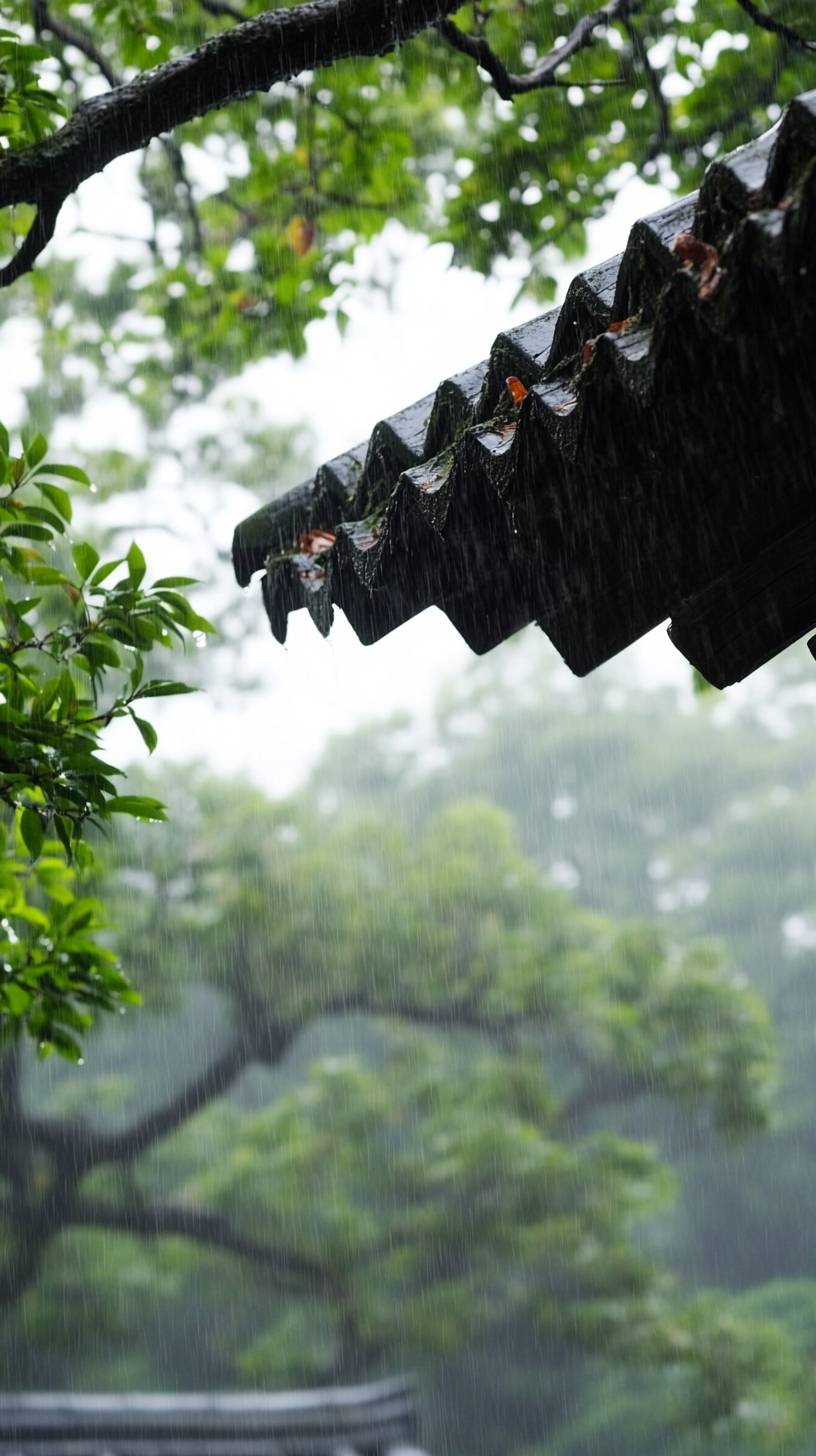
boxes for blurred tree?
[0,767,793,1443]
[301,646,816,1451]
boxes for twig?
[436,0,637,102]
[199,0,245,19]
[31,0,119,88]
[162,134,205,255]
[734,0,815,50]
[623,15,670,161]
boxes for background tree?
[1,765,795,1449]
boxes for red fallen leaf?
[297,529,336,555]
[673,231,721,302]
[581,339,596,367]
[607,317,634,334]
[505,375,528,408]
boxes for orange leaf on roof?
[505,375,528,408]
[673,231,721,301]
[297,529,336,555]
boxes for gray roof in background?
[233,90,816,689]
[0,1379,426,1456]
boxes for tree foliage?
[0,767,785,1437]
[0,420,212,1056]
[0,0,813,417]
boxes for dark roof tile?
[234,91,816,688]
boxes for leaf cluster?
[0,421,213,1055]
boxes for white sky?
[2,150,693,797]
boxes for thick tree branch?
[0,0,467,288]
[70,1197,334,1295]
[734,0,815,50]
[436,0,636,102]
[0,1218,51,1310]
[320,991,539,1039]
[0,1046,30,1190]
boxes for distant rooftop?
[233,91,816,689]
[0,1379,427,1455]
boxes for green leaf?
[38,481,73,521]
[135,680,197,699]
[39,462,91,485]
[107,795,167,821]
[3,983,32,1017]
[131,713,158,754]
[74,840,95,872]
[89,557,124,587]
[26,565,69,585]
[1,522,53,541]
[83,632,121,670]
[127,540,146,587]
[20,806,44,860]
[72,541,100,582]
[24,432,48,470]
[152,576,199,588]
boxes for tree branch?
[623,15,670,161]
[31,0,119,88]
[0,1217,51,1310]
[27,1035,254,1172]
[436,0,636,102]
[734,0,815,50]
[319,992,542,1047]
[199,0,246,20]
[560,1066,652,1129]
[0,200,60,288]
[0,0,468,287]
[70,1196,334,1295]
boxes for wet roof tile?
[233,90,816,689]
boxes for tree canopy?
[2,763,792,1443]
[0,0,813,420]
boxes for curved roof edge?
[234,91,816,688]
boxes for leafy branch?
[0,421,213,1058]
[0,0,469,287]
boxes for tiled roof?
[233,91,816,688]
[0,1379,424,1455]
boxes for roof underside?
[233,91,816,689]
